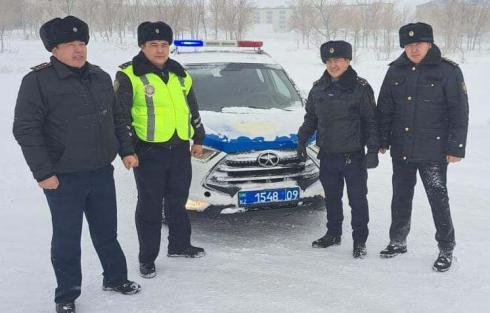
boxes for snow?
[201,107,303,140]
[1,30,490,313]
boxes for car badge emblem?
[144,84,155,96]
[257,152,280,167]
[155,28,160,34]
[409,30,414,37]
[73,27,78,32]
[329,48,334,53]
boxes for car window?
[186,63,301,112]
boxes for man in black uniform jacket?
[13,16,140,313]
[297,40,379,259]
[377,22,469,272]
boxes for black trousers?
[389,159,455,250]
[319,151,369,244]
[43,165,128,304]
[134,142,192,264]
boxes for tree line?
[0,0,255,52]
[1,0,488,57]
[289,0,490,60]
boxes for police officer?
[12,16,140,313]
[297,41,379,258]
[115,21,206,279]
[377,22,469,272]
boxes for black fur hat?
[137,21,173,46]
[399,22,434,48]
[320,40,352,63]
[39,16,89,52]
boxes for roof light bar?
[237,41,263,48]
[205,40,238,47]
[173,39,264,53]
[174,40,204,47]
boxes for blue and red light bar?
[174,40,263,48]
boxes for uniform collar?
[320,65,358,92]
[51,56,98,79]
[132,51,186,77]
[391,44,442,67]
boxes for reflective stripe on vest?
[177,76,192,139]
[139,75,156,142]
[121,64,193,143]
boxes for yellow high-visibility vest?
[121,64,193,142]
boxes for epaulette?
[119,61,132,69]
[313,78,322,86]
[442,57,459,68]
[357,77,369,87]
[30,62,52,71]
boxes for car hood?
[200,107,307,153]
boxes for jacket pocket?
[413,128,447,161]
[420,78,444,103]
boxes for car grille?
[204,149,319,195]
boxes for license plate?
[238,187,300,206]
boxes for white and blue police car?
[172,40,323,214]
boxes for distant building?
[254,7,293,33]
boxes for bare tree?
[209,0,226,39]
[311,0,344,42]
[290,0,316,48]
[0,0,22,52]
[220,0,255,40]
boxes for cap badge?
[329,48,334,53]
[155,28,160,34]
[73,27,78,32]
[409,30,414,37]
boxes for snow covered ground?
[1,30,489,313]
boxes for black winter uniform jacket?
[297,66,379,156]
[377,45,469,162]
[13,56,134,181]
[114,52,205,147]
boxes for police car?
[172,40,323,213]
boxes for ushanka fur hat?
[137,21,173,46]
[320,40,352,63]
[40,16,89,51]
[399,22,434,48]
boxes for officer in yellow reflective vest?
[115,21,206,279]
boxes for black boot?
[139,262,156,279]
[379,243,407,258]
[103,280,141,295]
[312,234,341,248]
[56,303,75,313]
[433,250,453,272]
[168,245,206,258]
[353,242,367,259]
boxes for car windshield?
[185,63,302,112]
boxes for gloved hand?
[297,144,307,162]
[365,152,379,169]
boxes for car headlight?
[192,146,220,163]
[186,199,210,211]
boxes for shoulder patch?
[119,61,132,69]
[442,57,459,68]
[30,62,52,71]
[357,77,369,87]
